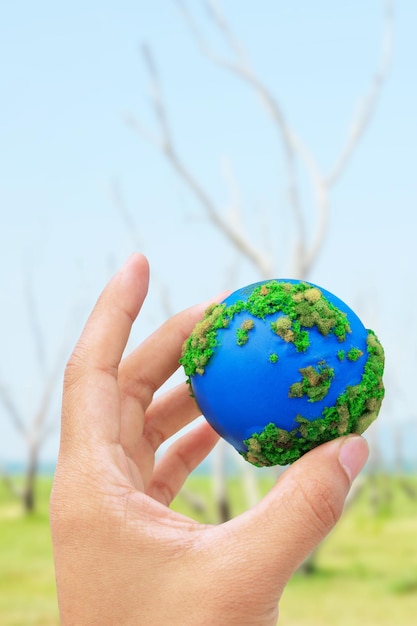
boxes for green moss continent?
[288,361,336,402]
[180,280,351,378]
[180,280,385,468]
[243,330,385,466]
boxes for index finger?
[60,253,150,447]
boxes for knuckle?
[121,372,157,410]
[147,478,175,507]
[63,344,88,389]
[142,422,165,452]
[298,478,341,533]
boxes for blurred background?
[0,1,416,624]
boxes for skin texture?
[50,253,369,626]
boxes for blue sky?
[0,1,416,466]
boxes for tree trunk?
[22,443,39,513]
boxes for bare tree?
[0,268,68,513]
[129,0,393,280]
[0,370,59,512]
[126,1,393,527]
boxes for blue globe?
[181,279,385,466]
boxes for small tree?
[0,268,68,513]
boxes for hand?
[50,253,369,625]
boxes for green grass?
[278,475,417,625]
[172,474,417,625]
[1,474,416,625]
[0,478,59,626]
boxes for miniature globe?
[180,279,385,467]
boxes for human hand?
[50,253,369,625]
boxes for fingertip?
[338,435,369,484]
[119,252,150,282]
[115,253,150,314]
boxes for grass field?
[1,474,416,625]
[0,478,59,625]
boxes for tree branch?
[131,43,272,276]
[132,1,392,282]
[0,380,26,437]
[178,0,393,278]
[109,179,175,318]
[177,0,312,274]
[31,347,64,446]
[325,0,394,186]
[0,461,23,499]
[109,180,143,250]
[24,259,47,374]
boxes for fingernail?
[339,436,369,483]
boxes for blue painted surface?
[191,280,369,454]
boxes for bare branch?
[297,0,393,273]
[133,43,272,276]
[141,44,175,151]
[0,461,23,499]
[31,347,64,444]
[324,0,394,186]
[109,180,175,318]
[286,134,330,277]
[177,0,308,271]
[0,380,26,436]
[124,113,161,148]
[220,155,244,229]
[24,260,47,374]
[109,180,143,250]
[1,309,68,453]
[178,0,393,279]
[204,0,248,62]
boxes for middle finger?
[118,299,216,456]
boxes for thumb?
[229,435,369,595]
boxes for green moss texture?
[243,330,385,466]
